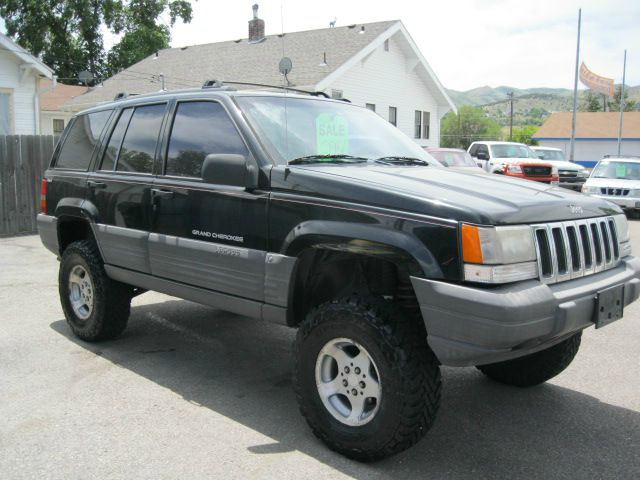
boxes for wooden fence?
[0,135,58,236]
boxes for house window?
[52,119,65,135]
[422,111,431,139]
[389,106,397,126]
[331,89,343,100]
[366,103,376,112]
[0,89,13,135]
[414,110,422,138]
[384,39,389,51]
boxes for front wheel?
[477,332,582,387]
[293,293,441,462]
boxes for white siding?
[40,111,73,135]
[0,50,39,134]
[326,35,441,147]
[537,139,640,167]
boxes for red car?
[496,160,559,184]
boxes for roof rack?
[603,154,640,159]
[113,91,139,101]
[201,80,332,99]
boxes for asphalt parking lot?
[1,224,639,480]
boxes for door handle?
[87,180,106,189]
[151,188,174,199]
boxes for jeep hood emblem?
[569,205,584,214]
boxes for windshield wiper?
[375,156,429,166]
[288,154,368,165]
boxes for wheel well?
[58,218,96,255]
[288,248,421,327]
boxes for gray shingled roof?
[66,21,398,110]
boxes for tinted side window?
[55,110,111,170]
[165,101,248,178]
[116,104,166,174]
[478,145,489,156]
[100,108,133,171]
[469,144,478,155]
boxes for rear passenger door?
[88,103,168,273]
[148,99,268,300]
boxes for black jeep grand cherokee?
[38,87,640,461]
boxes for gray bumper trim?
[411,256,640,367]
[37,214,59,255]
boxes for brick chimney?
[248,4,265,43]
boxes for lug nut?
[342,380,348,387]
[359,381,366,388]
[351,388,357,395]
[355,367,361,374]
[344,366,350,374]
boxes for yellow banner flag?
[580,62,615,97]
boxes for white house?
[533,112,640,167]
[65,8,455,147]
[0,32,54,135]
[39,79,86,136]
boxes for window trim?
[0,88,15,135]
[52,118,65,136]
[161,98,252,182]
[97,107,134,172]
[365,103,376,112]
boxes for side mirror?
[201,154,258,188]
[476,151,488,160]
[537,154,545,159]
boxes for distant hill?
[446,85,640,126]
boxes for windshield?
[534,149,565,161]
[490,144,538,159]
[428,150,477,167]
[236,96,438,165]
[591,161,640,180]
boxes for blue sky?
[2,0,639,91]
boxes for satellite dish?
[279,57,293,76]
[78,70,94,85]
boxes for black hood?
[270,164,620,225]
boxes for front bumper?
[559,177,586,191]
[590,194,640,210]
[411,256,640,367]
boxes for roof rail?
[202,79,236,90]
[603,154,640,159]
[113,91,138,101]
[202,80,332,99]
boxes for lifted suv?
[38,86,640,462]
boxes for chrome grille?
[532,217,620,284]
[600,187,629,196]
[558,170,578,178]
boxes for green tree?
[511,125,539,145]
[440,106,502,149]
[581,90,602,112]
[0,0,194,84]
[609,85,637,112]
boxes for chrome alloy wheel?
[315,337,381,427]
[68,265,94,320]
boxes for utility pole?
[617,49,627,156]
[509,92,514,141]
[569,8,581,161]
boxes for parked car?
[468,141,559,184]
[531,146,588,191]
[424,147,485,173]
[582,156,640,214]
[38,86,640,462]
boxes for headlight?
[461,224,538,283]
[578,169,589,178]
[506,165,522,174]
[582,185,599,194]
[613,214,632,256]
[551,166,559,175]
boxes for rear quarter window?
[55,110,111,170]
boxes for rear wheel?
[477,332,582,387]
[293,293,441,462]
[59,240,131,341]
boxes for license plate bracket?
[594,284,625,329]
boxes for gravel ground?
[1,223,639,479]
